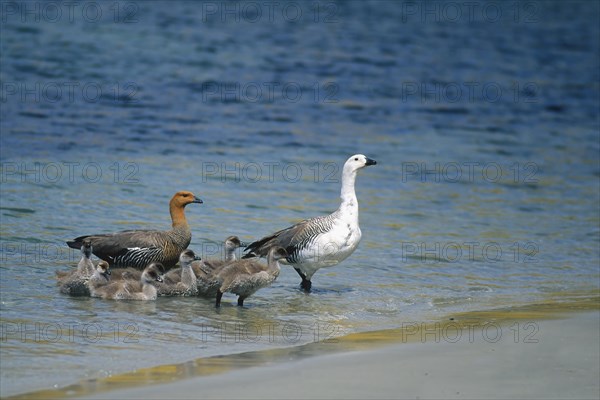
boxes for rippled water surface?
[1,1,599,397]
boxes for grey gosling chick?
[162,236,246,285]
[216,246,287,307]
[157,250,200,296]
[91,263,163,300]
[87,261,111,294]
[58,240,96,296]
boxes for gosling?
[58,240,96,296]
[162,237,246,298]
[162,236,246,284]
[91,263,163,301]
[200,236,247,272]
[87,261,111,294]
[215,246,287,307]
[157,250,199,297]
[195,236,247,298]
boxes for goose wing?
[67,230,165,267]
[243,214,336,262]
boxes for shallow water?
[1,1,599,397]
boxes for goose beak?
[239,241,250,248]
[365,158,377,166]
[192,196,203,204]
[194,255,202,261]
[156,275,163,283]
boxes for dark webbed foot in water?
[294,268,312,292]
[300,279,312,292]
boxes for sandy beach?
[71,309,598,400]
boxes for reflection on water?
[1,0,599,397]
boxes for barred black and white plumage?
[243,154,377,292]
[110,245,164,269]
[245,212,338,263]
[66,191,202,269]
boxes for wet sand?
[8,301,598,400]
[79,309,598,400]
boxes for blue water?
[1,1,599,397]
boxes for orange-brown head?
[170,191,203,208]
[169,191,203,227]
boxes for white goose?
[243,154,377,291]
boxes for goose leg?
[216,290,223,307]
[294,268,312,292]
[300,278,312,292]
[237,296,245,307]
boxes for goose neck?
[170,202,189,229]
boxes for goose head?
[225,236,248,251]
[96,260,111,280]
[179,249,200,266]
[81,239,93,258]
[344,154,377,173]
[170,191,203,208]
[269,246,289,261]
[142,263,164,284]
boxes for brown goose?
[66,191,202,269]
[216,246,287,307]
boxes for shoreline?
[6,297,599,400]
